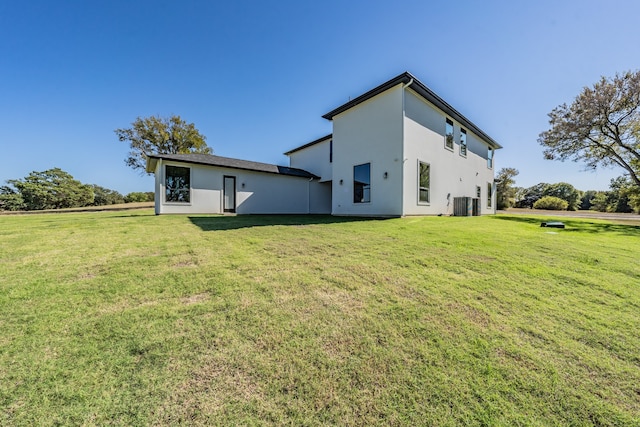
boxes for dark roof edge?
[321,73,411,120]
[322,71,502,149]
[146,153,320,179]
[284,133,332,155]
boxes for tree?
[590,192,609,212]
[0,185,25,211]
[115,115,211,173]
[607,176,634,213]
[580,190,598,210]
[91,185,124,206]
[542,182,582,211]
[495,167,519,209]
[7,168,94,210]
[538,70,640,189]
[515,183,549,208]
[587,176,640,213]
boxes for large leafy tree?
[115,115,211,173]
[542,182,582,211]
[538,70,640,188]
[515,182,549,208]
[495,167,519,209]
[7,168,94,210]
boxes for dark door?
[223,176,236,213]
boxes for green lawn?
[1,211,638,426]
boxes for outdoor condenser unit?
[453,197,481,216]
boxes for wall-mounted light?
[339,179,343,185]
[241,182,245,188]
[383,172,388,179]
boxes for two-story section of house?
[286,72,502,216]
[147,71,501,216]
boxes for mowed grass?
[0,211,638,426]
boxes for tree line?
[496,69,640,213]
[0,115,210,212]
[496,168,640,213]
[0,168,153,211]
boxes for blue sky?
[1,0,639,194]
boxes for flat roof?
[146,153,319,179]
[322,72,502,149]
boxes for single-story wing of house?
[146,71,502,216]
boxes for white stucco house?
[146,71,502,216]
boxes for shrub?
[124,192,154,203]
[533,196,568,210]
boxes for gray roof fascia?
[322,72,502,149]
[284,133,332,156]
[146,153,320,179]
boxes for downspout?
[156,158,162,215]
[400,78,413,216]
[308,177,314,214]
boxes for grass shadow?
[188,214,383,231]
[492,215,640,237]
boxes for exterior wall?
[288,137,333,182]
[155,160,323,214]
[331,84,404,216]
[402,89,496,215]
[309,181,332,214]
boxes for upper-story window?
[353,163,371,203]
[445,118,454,150]
[329,139,333,163]
[460,128,467,157]
[487,147,494,168]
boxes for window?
[329,139,333,163]
[460,128,467,156]
[476,185,481,198]
[165,165,190,203]
[487,182,493,208]
[445,118,454,150]
[418,161,430,203]
[487,147,493,168]
[353,163,370,203]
